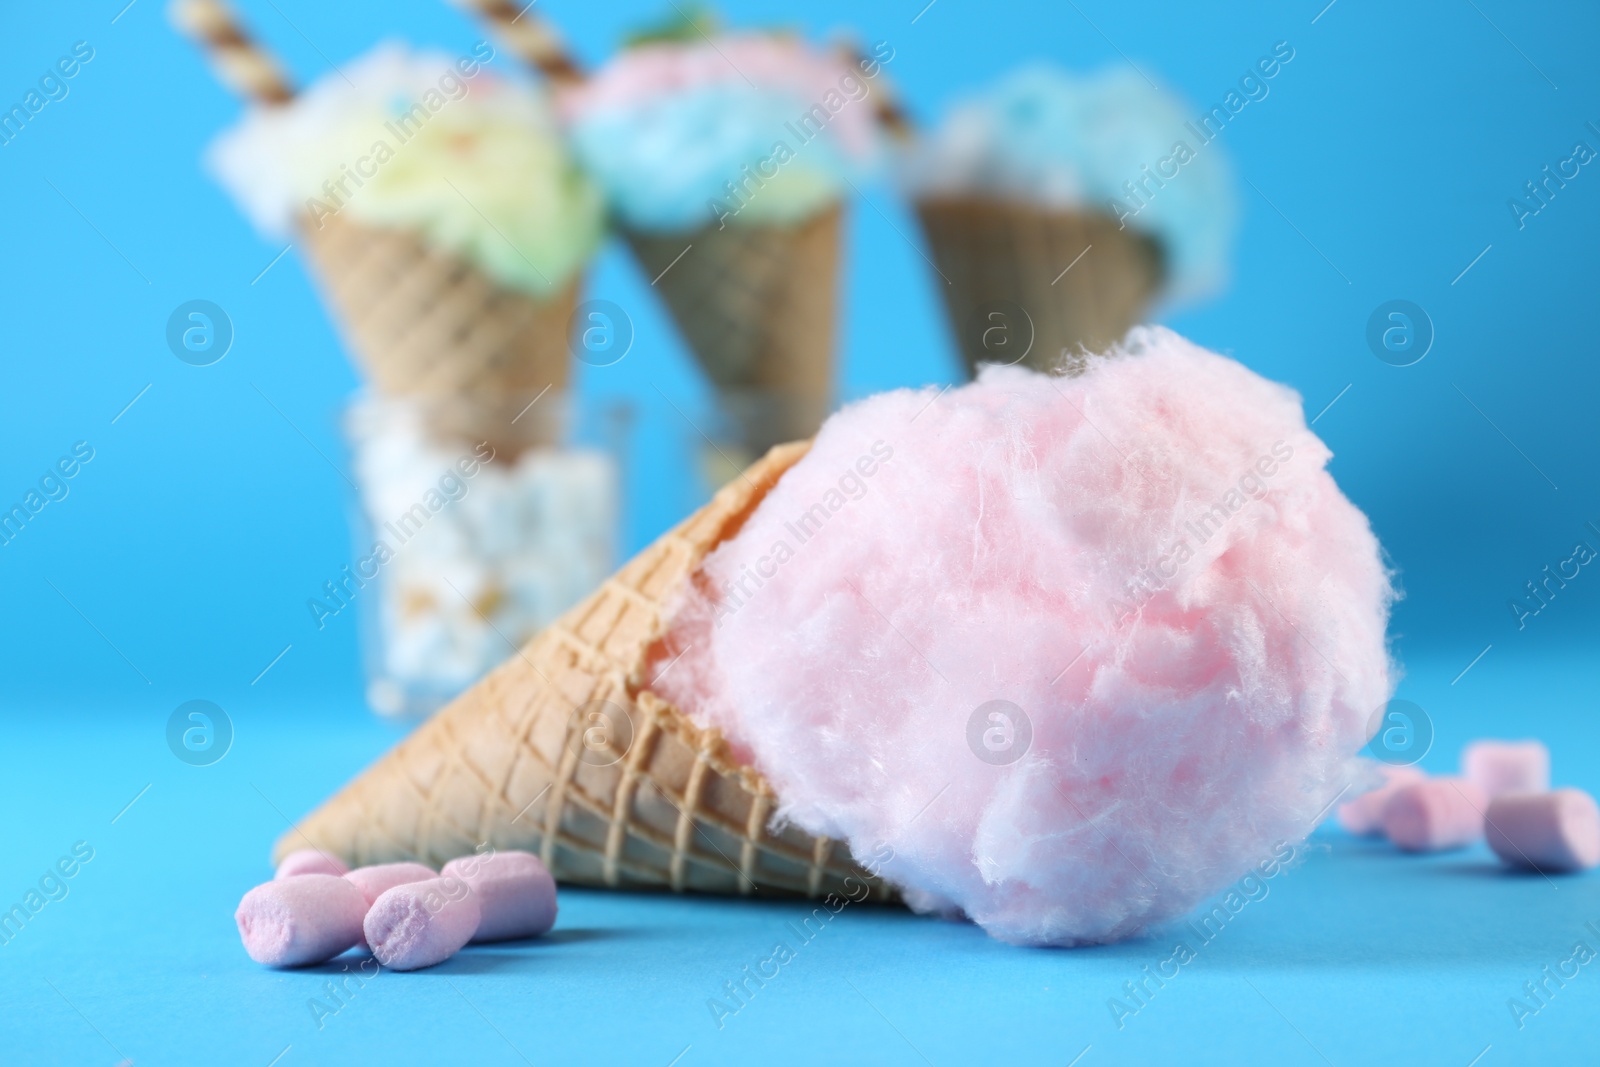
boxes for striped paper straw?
[170,0,295,104]
[452,0,584,88]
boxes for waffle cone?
[298,213,579,452]
[916,196,1163,378]
[275,440,893,900]
[624,206,842,454]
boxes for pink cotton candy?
[651,327,1395,946]
[1485,790,1600,873]
[1382,779,1487,852]
[275,848,348,880]
[364,878,481,971]
[345,862,436,908]
[236,874,367,967]
[441,851,558,942]
[560,35,878,160]
[1337,765,1426,836]
[1463,740,1550,798]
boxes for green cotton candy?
[209,45,605,299]
[341,107,604,297]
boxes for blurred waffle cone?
[916,196,1163,377]
[299,212,579,455]
[275,439,893,900]
[624,205,841,457]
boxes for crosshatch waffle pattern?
[916,197,1164,378]
[624,206,840,453]
[298,212,579,400]
[277,441,895,901]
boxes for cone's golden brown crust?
[624,206,841,455]
[276,440,895,901]
[916,197,1163,378]
[298,213,578,453]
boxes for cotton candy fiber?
[208,43,603,295]
[564,35,880,231]
[651,327,1394,946]
[903,65,1235,304]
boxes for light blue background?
[2,1,1598,1064]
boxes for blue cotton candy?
[905,65,1237,305]
[569,83,868,233]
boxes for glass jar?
[344,390,629,719]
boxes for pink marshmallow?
[274,848,349,880]
[364,878,481,971]
[441,851,558,942]
[1382,778,1487,852]
[344,862,437,908]
[1485,789,1600,873]
[1463,740,1550,798]
[236,874,367,967]
[1337,765,1426,835]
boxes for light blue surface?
[4,646,1598,1065]
[3,0,1599,1063]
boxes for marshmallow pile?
[346,397,618,715]
[1338,739,1600,873]
[237,849,557,971]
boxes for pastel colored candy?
[345,862,436,907]
[1382,778,1488,852]
[364,878,482,971]
[1485,789,1600,873]
[1337,765,1426,836]
[1463,740,1550,798]
[275,848,349,880]
[441,851,558,942]
[236,874,367,967]
[208,45,605,297]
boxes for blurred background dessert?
[202,35,606,450]
[178,1,622,716]
[903,64,1235,375]
[561,7,882,480]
